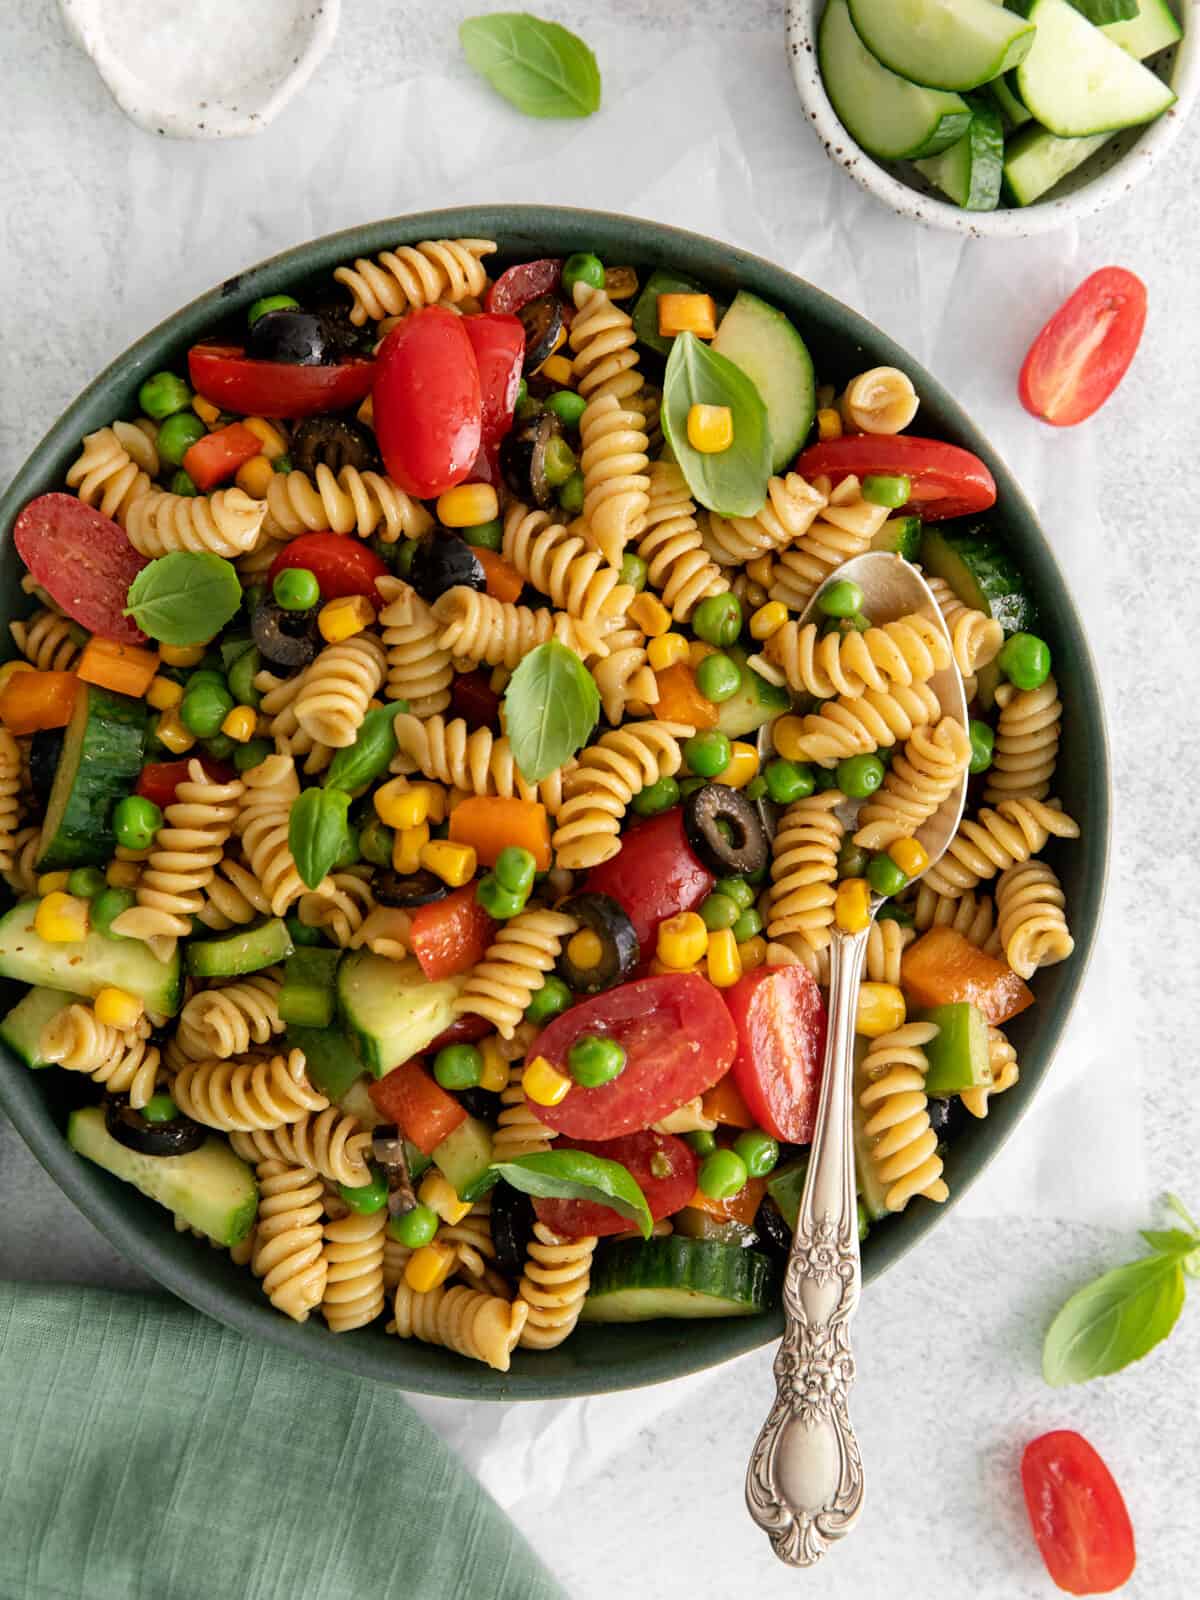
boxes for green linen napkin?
[0,1281,566,1600]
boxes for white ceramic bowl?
[787,0,1197,236]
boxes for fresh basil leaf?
[662,332,771,518]
[504,639,599,784]
[288,787,351,891]
[492,1151,653,1239]
[124,552,243,646]
[1043,1253,1185,1387]
[460,13,601,120]
[1139,1229,1199,1258]
[1066,0,1138,22]
[323,705,400,793]
[1165,1192,1200,1235]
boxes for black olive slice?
[29,728,64,808]
[491,1180,536,1279]
[556,893,639,995]
[518,294,566,374]
[291,416,379,477]
[247,309,335,366]
[251,600,320,669]
[408,535,486,604]
[500,412,560,509]
[926,1094,967,1143]
[455,1087,502,1123]
[682,784,769,878]
[372,1123,417,1217]
[373,869,448,909]
[103,1094,205,1158]
[754,1197,791,1264]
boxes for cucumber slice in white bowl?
[915,101,1005,210]
[819,0,971,161]
[846,0,1035,93]
[1012,0,1177,137]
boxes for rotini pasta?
[254,669,335,776]
[293,634,386,750]
[390,714,571,813]
[493,1057,557,1163]
[858,1023,949,1212]
[570,280,644,409]
[263,464,433,543]
[177,971,284,1059]
[767,791,845,952]
[376,575,453,717]
[776,681,942,766]
[995,860,1075,979]
[923,574,1003,695]
[455,907,579,1039]
[517,1223,596,1350]
[334,237,496,325]
[576,391,650,572]
[765,611,953,700]
[837,367,919,434]
[853,717,972,849]
[502,504,634,623]
[768,476,891,612]
[195,857,272,931]
[910,883,998,951]
[983,676,1062,804]
[589,620,659,727]
[432,586,608,669]
[2,825,40,896]
[390,1279,529,1372]
[173,1047,329,1132]
[922,797,1080,898]
[864,918,915,986]
[298,870,374,948]
[251,1157,327,1323]
[0,731,21,874]
[437,1199,499,1286]
[231,1107,372,1188]
[961,1027,1020,1119]
[321,1206,387,1333]
[551,721,692,869]
[701,473,828,567]
[636,462,728,621]
[10,608,82,673]
[652,1097,718,1136]
[65,422,157,524]
[125,487,267,559]
[39,1006,160,1109]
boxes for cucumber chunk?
[37,684,146,871]
[337,951,466,1076]
[631,267,706,358]
[186,918,294,979]
[916,101,1005,211]
[581,1237,774,1322]
[287,1023,363,1101]
[433,1115,495,1200]
[871,514,923,561]
[0,986,76,1068]
[920,1002,992,1095]
[847,0,1034,92]
[0,899,182,1016]
[919,527,1036,635]
[1104,0,1182,59]
[1013,0,1176,137]
[279,947,341,1029]
[68,1105,257,1246]
[986,71,1032,129]
[711,291,815,472]
[713,649,791,739]
[820,0,972,161]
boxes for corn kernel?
[523,1057,572,1107]
[657,293,718,340]
[834,878,871,934]
[235,453,275,500]
[889,837,930,879]
[706,927,743,988]
[750,601,788,641]
[94,987,144,1030]
[375,777,431,831]
[37,872,70,896]
[146,676,183,711]
[420,839,477,888]
[35,891,89,943]
[419,1170,472,1225]
[772,715,811,763]
[648,958,702,977]
[106,860,141,889]
[817,407,843,442]
[856,982,907,1038]
[566,929,605,971]
[738,935,768,972]
[657,911,709,971]
[687,403,734,454]
[357,393,375,429]
[688,640,717,670]
[628,593,671,637]
[318,593,374,644]
[392,822,431,875]
[0,661,34,698]
[746,555,775,590]
[540,353,574,386]
[479,1036,509,1094]
[404,1241,456,1294]
[192,396,221,426]
[722,743,760,790]
[158,643,207,668]
[221,705,257,743]
[647,633,689,672]
[155,706,195,754]
[243,417,288,460]
[437,483,500,529]
[413,782,448,825]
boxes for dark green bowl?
[0,207,1108,1399]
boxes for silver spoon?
[746,552,968,1567]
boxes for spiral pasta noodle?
[293,634,385,750]
[776,681,941,766]
[39,1007,160,1109]
[254,670,334,776]
[236,535,289,584]
[493,1058,557,1162]
[173,1047,329,1132]
[177,971,284,1059]
[923,575,1003,694]
[455,907,579,1038]
[961,1027,1019,1119]
[765,611,953,700]
[2,825,40,896]
[653,1097,719,1136]
[865,918,915,986]
[995,860,1074,979]
[858,1023,949,1212]
[853,717,972,850]
[576,392,650,572]
[432,586,608,670]
[390,714,571,814]
[502,504,634,623]
[334,237,496,325]
[635,462,728,621]
[382,1238,412,1292]
[251,1158,327,1323]
[551,721,693,870]
[983,677,1062,804]
[0,731,21,874]
[837,367,919,435]
[125,487,267,559]
[570,280,644,408]
[390,1280,529,1372]
[437,1199,499,1285]
[196,857,272,931]
[263,464,432,543]
[321,1206,387,1333]
[589,620,659,727]
[910,884,998,951]
[767,791,845,952]
[377,576,453,716]
[701,473,828,567]
[922,797,1080,898]
[768,477,891,612]
[10,608,82,673]
[298,870,374,947]
[231,1107,372,1189]
[517,1223,596,1350]
[65,422,158,524]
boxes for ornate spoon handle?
[746,923,870,1567]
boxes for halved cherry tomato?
[723,964,828,1145]
[408,884,497,982]
[486,258,563,316]
[462,313,525,446]
[427,1012,492,1053]
[1019,268,1147,428]
[535,974,737,1141]
[135,757,235,809]
[533,1130,698,1239]
[182,421,263,491]
[475,547,524,604]
[13,494,149,646]
[1021,1431,1135,1595]
[187,343,375,419]
[374,307,482,499]
[267,533,389,605]
[582,807,714,968]
[795,436,997,522]
[450,669,501,731]
[368,1058,466,1154]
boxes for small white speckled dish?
[787,0,1198,236]
[60,0,340,139]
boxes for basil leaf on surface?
[460,13,601,119]
[492,1151,653,1239]
[504,640,599,784]
[124,552,242,645]
[661,332,771,518]
[323,704,402,793]
[288,787,352,891]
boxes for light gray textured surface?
[1,4,1197,1597]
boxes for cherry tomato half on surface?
[1021,1431,1136,1595]
[13,494,149,646]
[582,806,714,965]
[267,533,389,605]
[485,257,563,316]
[1019,268,1147,428]
[187,344,375,419]
[136,758,235,809]
[462,313,525,447]
[723,963,828,1145]
[794,436,997,522]
[373,307,482,499]
[533,1130,698,1239]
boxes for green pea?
[203,733,236,761]
[817,579,865,619]
[567,1034,627,1087]
[542,435,578,489]
[619,551,648,593]
[434,1043,483,1091]
[731,907,763,942]
[233,738,272,774]
[867,853,908,898]
[186,669,227,692]
[693,592,742,648]
[113,795,162,852]
[495,846,537,898]
[475,875,525,920]
[695,652,741,704]
[837,840,870,880]
[396,539,419,577]
[998,632,1051,692]
[90,887,136,939]
[273,567,320,611]
[156,411,207,467]
[248,293,300,326]
[137,372,192,420]
[744,774,768,802]
[140,1093,180,1124]
[545,390,587,430]
[876,901,914,927]
[526,974,572,1024]
[169,470,198,497]
[562,252,606,295]
[181,683,234,739]
[632,775,680,817]
[273,453,293,474]
[677,776,707,800]
[359,816,395,868]
[715,876,754,910]
[389,1204,439,1249]
[698,1148,748,1200]
[227,649,262,710]
[813,766,841,792]
[733,1129,779,1178]
[764,759,814,805]
[338,1170,389,1215]
[685,1129,718,1156]
[462,519,504,552]
[558,470,586,516]
[861,473,912,509]
[286,914,325,947]
[700,893,740,932]
[968,718,995,775]
[836,753,885,800]
[683,729,731,779]
[67,867,106,899]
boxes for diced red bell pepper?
[450,669,501,731]
[368,1058,466,1154]
[187,344,375,419]
[408,884,497,981]
[901,926,1034,1026]
[182,422,263,491]
[135,757,235,809]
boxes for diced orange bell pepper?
[475,548,524,604]
[901,925,1034,1027]
[182,421,263,492]
[0,670,78,734]
[448,795,551,872]
[687,1174,766,1226]
[653,662,718,730]
[657,293,718,340]
[700,1071,756,1129]
[76,636,159,698]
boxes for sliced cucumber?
[432,1115,495,1200]
[0,986,76,1067]
[631,267,706,358]
[847,0,1034,92]
[0,899,182,1016]
[871,514,923,561]
[919,527,1036,635]
[338,951,466,1076]
[186,918,294,979]
[915,101,1005,211]
[1104,0,1182,59]
[36,685,146,871]
[1013,0,1176,137]
[919,1002,992,1094]
[711,291,815,472]
[286,1023,363,1101]
[68,1105,257,1246]
[820,0,972,161]
[581,1237,774,1322]
[714,649,791,739]
[986,71,1032,129]
[279,947,341,1029]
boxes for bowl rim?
[0,205,1111,1398]
[785,0,1197,237]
